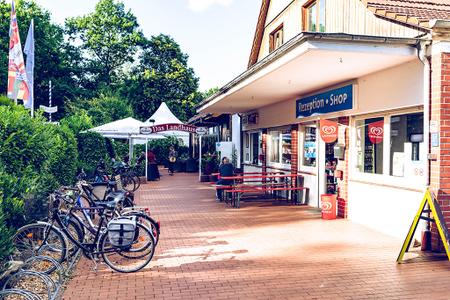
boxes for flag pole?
[30,19,34,118]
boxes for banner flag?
[7,1,30,104]
[320,119,338,143]
[368,120,384,144]
[24,19,34,110]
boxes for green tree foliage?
[0,0,84,117]
[122,34,200,121]
[76,131,109,176]
[0,105,78,225]
[66,94,133,126]
[66,0,144,88]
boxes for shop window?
[268,129,292,165]
[303,0,326,32]
[270,24,284,53]
[251,132,261,164]
[356,117,384,174]
[269,131,280,163]
[303,125,317,167]
[390,113,424,177]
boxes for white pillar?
[198,135,202,181]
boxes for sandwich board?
[397,188,450,263]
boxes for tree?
[0,0,84,117]
[66,0,145,88]
[122,34,200,121]
[66,94,133,126]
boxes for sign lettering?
[140,123,197,135]
[296,85,353,118]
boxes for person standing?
[146,149,160,181]
[168,146,177,176]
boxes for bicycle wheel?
[100,223,155,273]
[132,174,141,191]
[57,214,85,258]
[12,223,67,272]
[121,211,159,246]
[120,174,136,192]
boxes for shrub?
[0,205,13,274]
[76,131,109,176]
[147,136,182,165]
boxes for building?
[197,0,450,248]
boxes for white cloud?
[187,0,233,12]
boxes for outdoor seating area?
[214,172,309,208]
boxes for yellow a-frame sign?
[397,188,450,263]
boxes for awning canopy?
[198,33,422,114]
[146,102,190,145]
[88,117,164,140]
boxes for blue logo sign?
[296,84,353,118]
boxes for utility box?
[216,142,233,162]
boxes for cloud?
[187,0,233,12]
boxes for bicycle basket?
[107,216,137,247]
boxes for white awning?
[198,33,421,114]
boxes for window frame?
[269,24,284,53]
[267,127,292,169]
[300,123,318,171]
[350,109,426,188]
[302,0,326,32]
[244,131,262,166]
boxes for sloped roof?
[90,117,145,135]
[145,102,183,125]
[365,0,450,29]
[248,0,449,68]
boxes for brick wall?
[291,124,299,175]
[337,117,349,218]
[261,129,267,176]
[430,51,450,251]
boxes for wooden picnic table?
[216,173,305,208]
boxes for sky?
[27,0,261,91]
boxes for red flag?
[320,119,338,143]
[7,1,30,103]
[368,120,384,144]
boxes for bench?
[225,186,309,208]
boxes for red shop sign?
[320,119,338,143]
[368,120,384,144]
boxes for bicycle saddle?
[94,199,120,209]
[105,191,126,202]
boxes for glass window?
[269,131,280,163]
[307,3,317,32]
[251,132,260,165]
[281,130,292,165]
[270,26,284,52]
[268,129,292,165]
[305,0,325,32]
[390,113,424,177]
[356,117,384,174]
[303,125,317,167]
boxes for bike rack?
[1,253,78,300]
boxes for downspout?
[417,39,432,250]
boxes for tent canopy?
[146,102,190,145]
[88,117,164,140]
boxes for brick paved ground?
[63,172,450,300]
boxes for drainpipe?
[417,39,432,250]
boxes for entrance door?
[318,131,338,201]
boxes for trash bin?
[320,194,337,220]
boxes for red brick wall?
[291,124,299,175]
[337,117,349,218]
[261,129,267,176]
[430,52,450,251]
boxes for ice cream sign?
[296,84,353,118]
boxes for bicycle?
[16,192,156,273]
